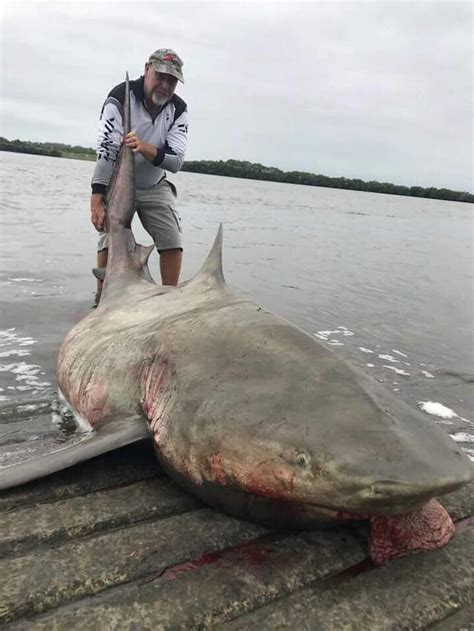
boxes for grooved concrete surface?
[1,441,473,630]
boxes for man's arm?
[153,107,189,173]
[124,132,158,162]
[126,106,189,172]
[90,98,124,231]
[91,193,107,231]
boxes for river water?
[0,151,473,462]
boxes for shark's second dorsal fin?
[191,224,225,286]
[132,244,156,283]
[98,234,157,308]
[133,244,155,269]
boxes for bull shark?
[1,75,471,565]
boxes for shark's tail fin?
[106,72,135,231]
[124,71,131,136]
[99,72,151,304]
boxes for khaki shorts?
[97,179,183,252]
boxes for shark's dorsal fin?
[192,224,225,286]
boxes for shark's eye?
[295,451,311,468]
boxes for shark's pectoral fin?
[0,414,150,491]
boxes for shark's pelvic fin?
[92,267,106,281]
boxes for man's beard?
[152,92,168,106]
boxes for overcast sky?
[1,0,472,191]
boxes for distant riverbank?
[1,137,472,203]
[0,138,95,161]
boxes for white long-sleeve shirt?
[91,76,188,193]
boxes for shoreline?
[1,145,472,203]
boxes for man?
[90,48,188,304]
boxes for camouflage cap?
[149,48,184,83]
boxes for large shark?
[1,75,471,565]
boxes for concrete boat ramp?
[1,441,472,630]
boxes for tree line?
[1,138,471,202]
[0,137,95,160]
[182,159,473,203]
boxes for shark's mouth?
[305,497,455,566]
[238,486,455,566]
[367,498,455,565]
[201,452,456,566]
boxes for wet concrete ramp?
[1,442,472,629]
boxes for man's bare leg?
[95,248,108,304]
[160,248,182,286]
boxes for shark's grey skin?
[1,75,471,564]
[54,236,472,522]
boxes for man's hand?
[125,131,158,163]
[91,193,107,231]
[125,131,145,153]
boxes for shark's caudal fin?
[99,73,157,303]
[190,224,225,287]
[106,72,134,232]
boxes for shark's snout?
[352,472,471,515]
